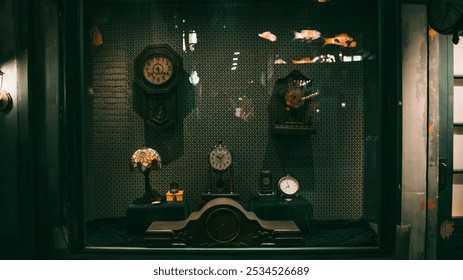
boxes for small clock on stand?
[202,141,239,202]
[134,44,183,130]
[278,175,300,201]
[259,170,276,201]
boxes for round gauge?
[278,175,299,196]
[285,87,305,109]
[143,55,174,85]
[209,143,233,172]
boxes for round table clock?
[134,44,183,130]
[278,175,299,198]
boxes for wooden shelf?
[454,169,463,174]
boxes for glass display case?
[72,0,400,256]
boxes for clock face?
[285,87,305,108]
[134,44,183,94]
[143,56,174,85]
[262,177,271,185]
[278,175,299,196]
[209,145,233,172]
[206,208,241,243]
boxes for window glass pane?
[454,127,463,170]
[83,0,381,249]
[455,85,463,123]
[454,42,463,77]
[453,174,463,218]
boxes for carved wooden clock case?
[145,198,302,247]
[134,44,183,130]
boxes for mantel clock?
[203,142,238,201]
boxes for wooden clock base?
[145,197,302,247]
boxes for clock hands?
[281,181,291,190]
[153,65,162,75]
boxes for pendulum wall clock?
[134,44,183,130]
[271,70,318,135]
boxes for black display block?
[126,197,189,233]
[248,196,314,233]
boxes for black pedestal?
[126,197,189,233]
[248,196,313,233]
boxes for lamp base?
[142,171,162,204]
[143,188,162,204]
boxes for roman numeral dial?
[209,145,232,172]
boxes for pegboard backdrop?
[82,0,381,223]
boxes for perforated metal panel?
[83,0,380,221]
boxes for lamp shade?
[130,147,161,173]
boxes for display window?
[76,0,399,255]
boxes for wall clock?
[134,44,183,130]
[428,0,463,44]
[205,208,241,243]
[271,70,318,135]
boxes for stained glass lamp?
[130,147,162,204]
